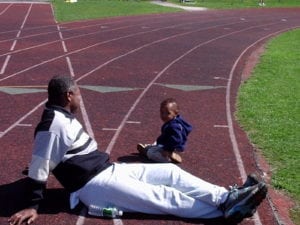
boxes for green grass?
[52,0,181,22]
[50,0,300,222]
[171,0,300,9]
[52,0,300,22]
[236,29,300,223]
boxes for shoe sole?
[170,152,182,163]
[225,182,268,220]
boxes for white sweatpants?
[76,163,228,218]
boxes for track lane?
[0,4,299,225]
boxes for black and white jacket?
[27,103,112,210]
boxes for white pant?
[76,163,228,218]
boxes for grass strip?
[171,0,300,9]
[52,0,181,22]
[236,29,300,223]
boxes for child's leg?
[147,145,171,162]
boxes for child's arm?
[159,124,184,152]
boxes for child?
[137,98,192,163]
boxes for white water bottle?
[88,205,123,218]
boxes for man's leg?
[78,163,225,218]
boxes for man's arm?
[8,131,56,224]
[8,177,46,225]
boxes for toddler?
[137,98,192,163]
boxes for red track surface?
[0,2,299,225]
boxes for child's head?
[160,98,179,123]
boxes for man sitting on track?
[9,75,267,225]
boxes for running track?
[0,2,299,225]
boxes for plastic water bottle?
[88,205,123,218]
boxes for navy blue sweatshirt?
[156,115,192,152]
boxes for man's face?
[68,85,81,114]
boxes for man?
[9,76,267,225]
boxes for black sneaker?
[220,182,268,223]
[229,173,260,191]
[243,173,260,187]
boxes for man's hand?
[8,208,38,225]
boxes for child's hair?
[160,98,179,115]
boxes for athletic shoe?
[229,173,260,190]
[243,173,260,187]
[170,151,182,163]
[220,182,268,222]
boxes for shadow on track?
[0,178,236,225]
[0,178,71,217]
[121,212,234,225]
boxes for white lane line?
[16,124,32,127]
[102,128,118,131]
[0,100,46,138]
[0,4,32,74]
[0,25,288,140]
[103,22,280,156]
[75,215,86,225]
[0,55,11,74]
[214,76,229,80]
[56,24,95,139]
[0,3,12,15]
[0,1,49,4]
[0,20,248,82]
[126,121,141,124]
[56,22,118,225]
[0,13,295,225]
[214,125,229,128]
[226,26,298,225]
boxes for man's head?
[160,98,179,123]
[48,76,81,113]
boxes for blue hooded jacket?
[156,115,192,152]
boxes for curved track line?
[0,11,222,43]
[0,21,282,141]
[0,3,12,15]
[0,100,46,138]
[0,20,251,136]
[0,4,32,74]
[0,15,246,57]
[56,23,95,139]
[226,25,299,225]
[0,24,135,57]
[0,14,296,225]
[101,21,281,153]
[101,22,291,225]
[0,19,249,82]
[0,10,176,35]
